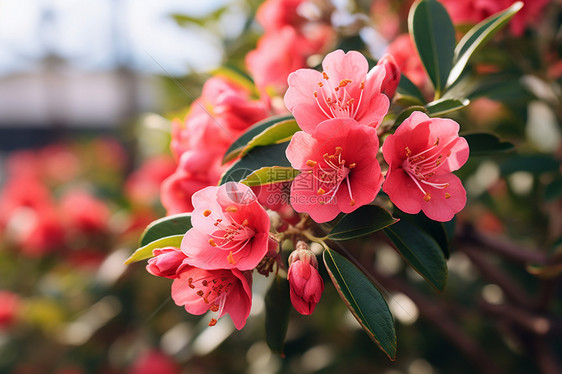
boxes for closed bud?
[377,54,401,98]
[146,247,187,279]
[287,241,323,315]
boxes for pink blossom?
[284,50,389,133]
[382,111,469,222]
[386,34,428,90]
[125,155,176,206]
[377,54,401,99]
[60,189,111,233]
[146,247,188,279]
[246,26,314,96]
[440,0,549,37]
[286,118,384,223]
[256,0,307,33]
[181,183,271,271]
[287,242,323,315]
[172,265,252,329]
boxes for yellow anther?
[203,209,212,217]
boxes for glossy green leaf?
[394,211,452,259]
[384,219,448,291]
[409,0,456,95]
[265,276,291,355]
[223,115,294,163]
[238,119,300,160]
[219,142,292,185]
[241,166,300,187]
[500,155,560,176]
[140,213,192,247]
[125,235,184,265]
[426,98,469,117]
[329,205,398,241]
[463,133,515,156]
[396,74,426,104]
[446,2,524,87]
[323,249,396,360]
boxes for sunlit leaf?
[426,98,470,117]
[409,0,456,95]
[323,248,397,360]
[125,235,184,265]
[223,115,294,163]
[446,2,524,87]
[238,119,300,159]
[241,166,300,187]
[384,219,448,291]
[140,213,192,247]
[219,142,292,185]
[328,205,398,241]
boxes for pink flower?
[181,182,271,271]
[246,26,314,96]
[286,118,384,223]
[287,242,323,315]
[59,189,111,234]
[172,265,252,329]
[284,49,389,133]
[125,155,176,206]
[256,0,307,33]
[146,247,188,279]
[382,111,469,222]
[377,54,401,99]
[386,34,428,90]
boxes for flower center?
[203,208,255,264]
[307,146,356,206]
[402,138,451,202]
[186,273,233,326]
[313,72,365,119]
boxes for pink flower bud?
[377,54,401,98]
[146,247,187,279]
[287,242,323,315]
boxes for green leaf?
[238,119,301,160]
[219,142,292,185]
[265,276,291,355]
[394,106,428,128]
[409,0,456,96]
[323,249,396,360]
[425,98,470,117]
[397,74,426,104]
[394,211,453,259]
[125,235,184,265]
[384,219,448,291]
[500,155,560,176]
[329,205,398,241]
[241,166,300,187]
[463,132,515,156]
[140,213,192,247]
[446,2,524,87]
[223,115,294,163]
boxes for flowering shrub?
[126,1,562,369]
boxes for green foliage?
[323,248,397,360]
[140,213,192,247]
[328,205,398,241]
[125,235,184,264]
[240,166,300,187]
[384,219,448,291]
[223,115,294,163]
[464,133,516,156]
[409,0,456,97]
[265,276,291,355]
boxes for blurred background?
[0,0,560,373]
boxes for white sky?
[0,0,241,76]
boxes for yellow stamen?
[203,209,212,217]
